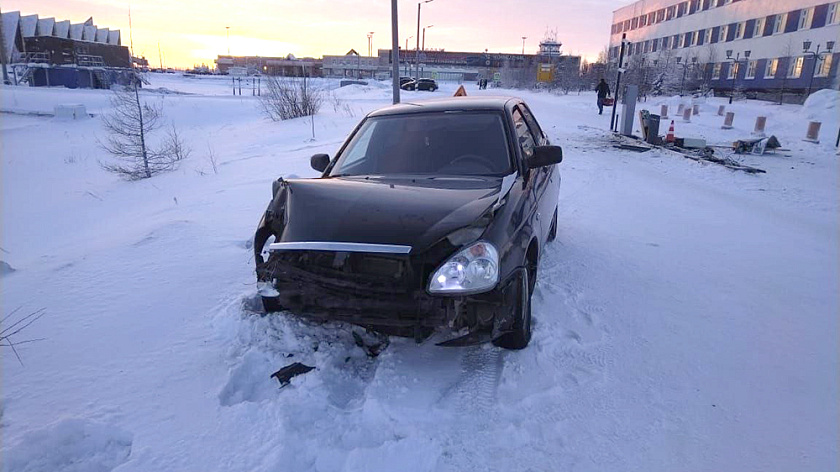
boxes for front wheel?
[493,269,532,350]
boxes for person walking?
[595,78,611,115]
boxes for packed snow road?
[1,76,837,471]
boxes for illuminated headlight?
[428,242,499,294]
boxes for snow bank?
[801,89,840,125]
[4,419,133,472]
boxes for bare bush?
[206,141,219,174]
[1,307,46,366]
[259,76,323,121]
[99,82,190,180]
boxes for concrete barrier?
[721,111,735,129]
[717,105,726,116]
[682,107,691,123]
[692,104,699,115]
[660,104,669,119]
[803,121,821,143]
[677,103,685,115]
[752,116,767,137]
[54,104,88,120]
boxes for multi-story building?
[608,0,839,97]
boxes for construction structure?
[1,11,135,88]
[608,0,840,99]
[214,54,322,77]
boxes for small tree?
[100,80,190,180]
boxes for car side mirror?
[310,153,330,172]
[526,145,563,169]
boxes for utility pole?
[158,42,163,70]
[391,0,401,104]
[522,36,527,55]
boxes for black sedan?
[254,97,561,349]
[401,78,439,91]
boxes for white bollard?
[752,116,767,137]
[660,104,669,119]
[721,111,735,129]
[803,121,821,143]
[692,104,699,116]
[717,105,726,116]
[682,107,692,123]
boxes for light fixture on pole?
[725,49,741,104]
[803,40,835,97]
[416,0,433,80]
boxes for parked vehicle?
[253,97,562,349]
[399,76,414,87]
[401,78,438,91]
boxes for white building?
[609,0,839,97]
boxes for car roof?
[367,96,519,117]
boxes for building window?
[815,54,832,77]
[691,31,699,46]
[765,58,778,77]
[719,25,727,42]
[705,29,713,44]
[773,14,784,34]
[735,22,743,39]
[727,62,739,79]
[712,63,722,79]
[745,60,757,79]
[640,15,647,27]
[673,35,681,49]
[828,3,838,24]
[667,6,676,19]
[799,8,812,30]
[753,17,764,37]
[787,56,803,78]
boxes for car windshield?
[329,112,511,177]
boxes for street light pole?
[521,36,527,55]
[416,0,433,79]
[225,26,230,55]
[405,36,413,76]
[803,40,835,97]
[422,25,433,51]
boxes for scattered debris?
[614,144,651,152]
[352,331,389,358]
[733,136,781,155]
[270,362,315,387]
[675,147,766,174]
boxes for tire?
[493,269,532,350]
[261,296,282,313]
[547,206,558,242]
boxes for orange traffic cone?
[666,120,675,143]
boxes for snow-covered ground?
[1,74,837,471]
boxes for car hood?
[272,176,503,253]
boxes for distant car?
[401,78,438,91]
[399,76,414,87]
[253,97,562,349]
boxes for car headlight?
[428,241,499,294]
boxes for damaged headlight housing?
[428,241,499,294]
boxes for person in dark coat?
[595,79,611,115]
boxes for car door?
[522,103,560,240]
[511,107,542,242]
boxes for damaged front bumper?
[256,251,521,345]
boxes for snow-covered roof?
[83,25,96,41]
[2,11,20,61]
[107,30,121,46]
[95,27,109,43]
[36,17,55,36]
[69,23,84,40]
[53,20,70,38]
[20,14,38,37]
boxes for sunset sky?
[7,0,631,68]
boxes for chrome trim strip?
[269,241,412,254]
